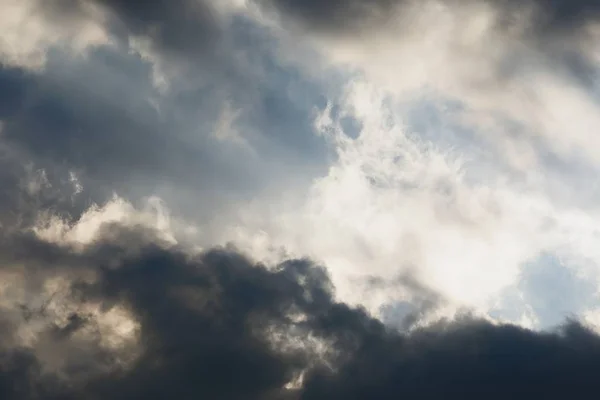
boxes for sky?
[2,0,600,398]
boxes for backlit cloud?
[1,1,600,397]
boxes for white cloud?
[215,76,600,325]
[584,308,600,333]
[0,0,110,70]
[181,0,600,326]
[32,195,196,249]
[280,0,600,177]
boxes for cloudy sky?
[2,0,600,398]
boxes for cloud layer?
[2,1,600,396]
[1,216,600,399]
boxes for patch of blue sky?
[396,94,508,186]
[490,253,599,330]
[380,301,422,332]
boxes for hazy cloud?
[0,1,330,226]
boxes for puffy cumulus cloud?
[4,0,600,373]
[0,198,600,399]
[221,80,600,327]
[0,135,597,398]
[158,0,600,328]
[33,195,183,248]
[258,0,600,174]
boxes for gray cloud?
[256,0,398,32]
[0,109,599,398]
[258,0,600,33]
[0,219,600,399]
[252,0,600,126]
[41,0,221,56]
[2,4,600,398]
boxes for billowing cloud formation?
[3,0,600,385]
[0,215,600,399]
[210,0,600,324]
[284,0,600,170]
[0,0,329,227]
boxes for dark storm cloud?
[0,220,600,399]
[257,0,600,105]
[0,226,329,400]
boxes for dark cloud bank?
[0,222,599,400]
